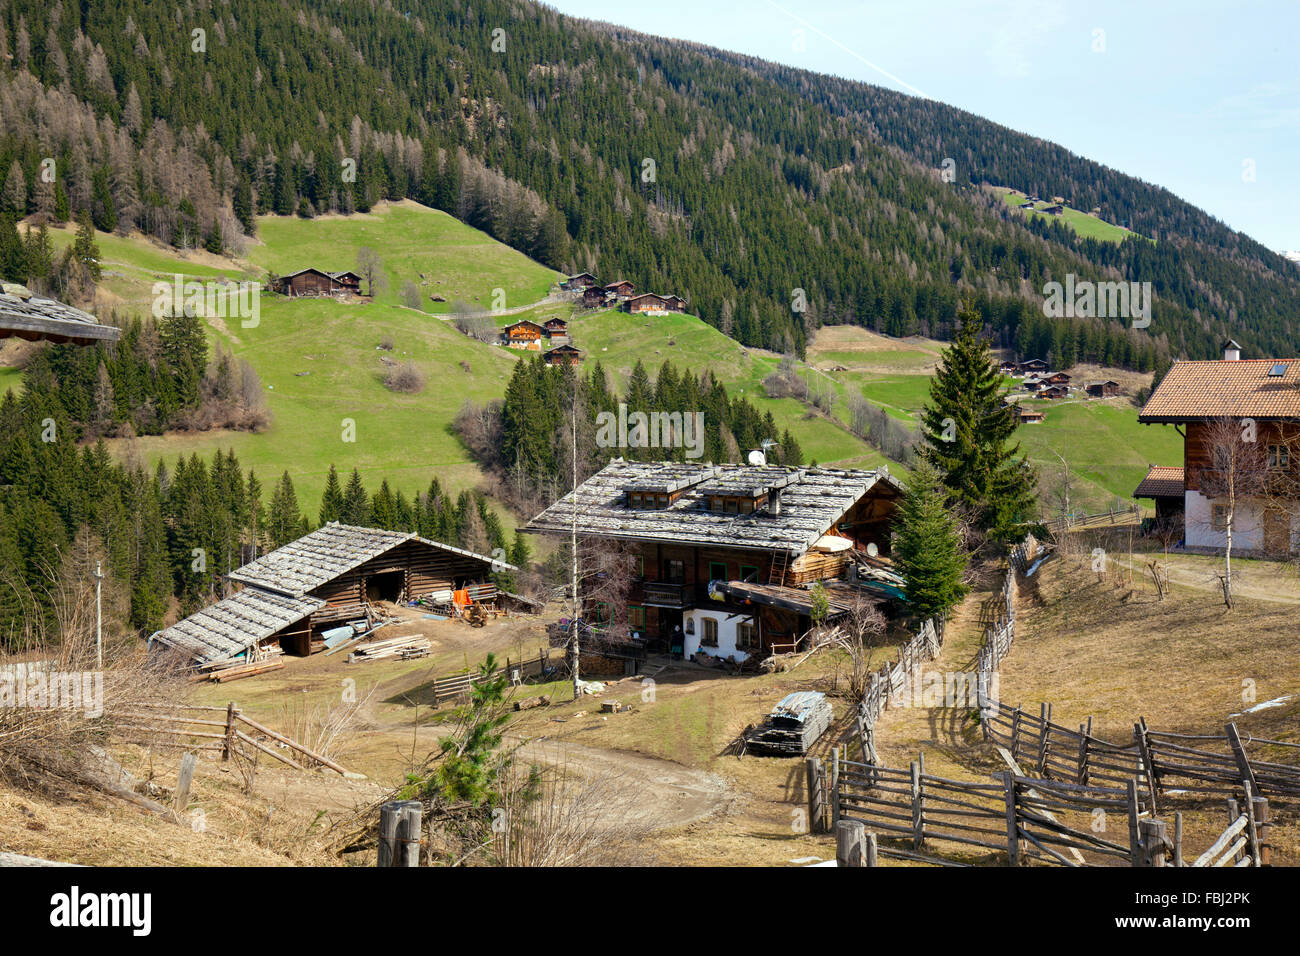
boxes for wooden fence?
[824,751,1270,867]
[424,649,556,706]
[1041,504,1142,537]
[980,701,1300,804]
[114,701,354,775]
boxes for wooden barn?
[583,286,611,308]
[152,524,512,666]
[271,268,366,298]
[543,343,583,366]
[1018,359,1049,374]
[502,320,545,347]
[624,292,669,314]
[603,279,635,298]
[1044,372,1072,386]
[662,294,687,313]
[562,273,598,290]
[525,461,904,663]
[1039,385,1069,400]
[544,317,569,339]
[0,284,119,345]
[1086,380,1121,398]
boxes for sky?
[543,0,1300,253]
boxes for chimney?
[769,488,782,516]
[1223,339,1241,361]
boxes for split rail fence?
[424,649,556,706]
[114,701,353,776]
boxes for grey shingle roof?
[152,589,325,664]
[524,461,902,556]
[0,287,119,345]
[226,522,514,598]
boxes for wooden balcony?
[642,581,690,608]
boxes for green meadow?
[993,187,1142,244]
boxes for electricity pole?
[94,561,104,670]
[569,377,581,701]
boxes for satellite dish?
[747,450,766,466]
[866,543,879,558]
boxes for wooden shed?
[153,524,512,665]
[1086,380,1121,398]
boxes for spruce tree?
[319,465,343,525]
[267,471,303,548]
[920,303,1036,542]
[893,460,968,620]
[341,468,370,525]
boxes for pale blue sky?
[544,0,1300,253]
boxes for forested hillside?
[2,0,1297,367]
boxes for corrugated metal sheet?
[152,589,325,664]
[771,691,827,724]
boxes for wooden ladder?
[769,550,790,586]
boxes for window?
[633,555,645,578]
[629,606,645,631]
[700,617,719,647]
[664,559,685,584]
[740,499,754,515]
[1269,445,1290,469]
[737,620,758,649]
[725,498,738,514]
[709,561,728,582]
[629,493,642,508]
[711,497,723,513]
[657,494,669,508]
[1212,504,1229,532]
[740,565,759,583]
[595,602,610,623]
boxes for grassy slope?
[992,186,1142,243]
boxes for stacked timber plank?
[745,691,832,756]
[348,634,432,663]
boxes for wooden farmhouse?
[502,319,546,348]
[1008,404,1045,425]
[152,524,512,667]
[543,343,583,366]
[1086,380,1121,398]
[582,286,610,308]
[1137,342,1300,555]
[525,461,904,663]
[624,292,669,315]
[1018,359,1049,374]
[603,279,635,298]
[271,268,368,298]
[1133,464,1185,524]
[562,273,598,290]
[1044,372,1072,386]
[662,294,687,313]
[0,284,119,345]
[1039,385,1068,400]
[543,317,569,340]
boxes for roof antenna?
[748,438,780,467]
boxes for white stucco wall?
[683,607,756,662]
[1185,490,1273,551]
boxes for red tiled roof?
[1138,359,1300,421]
[1134,465,1184,499]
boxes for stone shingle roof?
[152,589,326,664]
[227,522,513,598]
[1133,465,1185,499]
[0,287,119,345]
[523,461,902,555]
[1139,359,1300,422]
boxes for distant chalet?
[543,343,583,365]
[1137,341,1300,554]
[0,284,119,345]
[271,268,366,297]
[152,523,511,666]
[524,461,903,663]
[1085,380,1121,398]
[561,273,598,290]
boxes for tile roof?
[524,460,902,555]
[1134,465,1185,499]
[0,286,119,345]
[152,588,326,664]
[227,522,514,598]
[1139,359,1300,421]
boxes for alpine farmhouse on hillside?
[1137,341,1300,555]
[524,461,903,662]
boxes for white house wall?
[1184,490,1267,551]
[682,607,755,662]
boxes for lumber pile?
[745,691,832,756]
[208,658,284,682]
[348,634,432,663]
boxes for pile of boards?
[348,633,431,663]
[195,646,284,683]
[744,691,832,756]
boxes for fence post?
[806,757,824,835]
[1173,812,1183,867]
[911,755,926,849]
[831,747,841,830]
[173,752,196,814]
[1134,717,1159,810]
[1225,723,1257,793]
[836,819,866,867]
[1138,818,1168,867]
[222,702,237,761]
[1076,723,1090,786]
[398,800,422,867]
[1252,796,1270,866]
[1126,779,1142,866]
[1003,772,1019,866]
[1226,798,1243,864]
[1242,781,1262,867]
[378,802,401,867]
[1036,703,1051,776]
[1010,706,1023,763]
